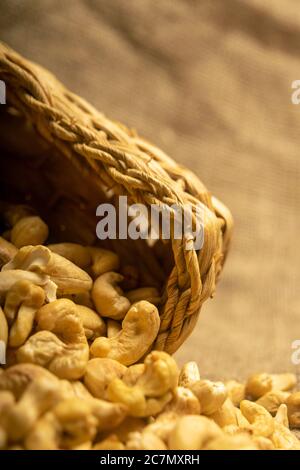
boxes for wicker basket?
[0,42,233,354]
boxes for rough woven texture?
[1,0,299,380]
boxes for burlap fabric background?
[1,0,299,381]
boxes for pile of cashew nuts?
[0,205,299,450]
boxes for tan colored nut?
[275,404,289,427]
[123,364,145,386]
[107,351,178,417]
[126,287,161,306]
[225,380,246,407]
[88,247,120,277]
[190,380,227,415]
[93,435,125,450]
[3,245,92,295]
[92,272,130,320]
[178,361,200,388]
[0,363,59,399]
[204,433,258,450]
[0,269,57,302]
[126,431,167,450]
[0,306,8,352]
[90,301,160,365]
[210,398,238,428]
[25,399,98,450]
[47,243,91,269]
[4,280,45,347]
[286,392,300,428]
[0,237,18,268]
[240,400,274,437]
[246,373,297,399]
[1,375,63,442]
[75,304,106,340]
[84,358,127,399]
[252,436,275,450]
[164,386,201,415]
[256,391,290,416]
[11,216,49,248]
[235,408,251,429]
[168,415,222,450]
[107,319,122,338]
[271,408,300,450]
[17,299,89,379]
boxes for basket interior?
[0,107,173,292]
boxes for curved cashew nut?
[47,243,91,270]
[0,363,59,399]
[209,398,238,428]
[16,299,89,379]
[286,392,300,428]
[240,400,274,437]
[84,358,127,399]
[11,216,49,248]
[0,270,57,302]
[87,247,120,277]
[164,386,201,415]
[90,301,160,365]
[0,237,18,268]
[126,287,161,306]
[92,272,130,320]
[246,373,297,399]
[4,280,45,347]
[190,380,227,416]
[272,405,300,450]
[168,415,222,450]
[178,361,200,388]
[75,305,106,340]
[1,375,63,442]
[107,351,178,417]
[256,391,290,416]
[3,245,92,295]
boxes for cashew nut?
[3,245,92,294]
[75,304,106,340]
[210,398,238,428]
[0,237,18,268]
[240,400,274,437]
[90,301,160,365]
[168,415,222,450]
[190,380,227,415]
[271,405,300,450]
[87,247,120,277]
[92,272,130,320]
[0,270,57,302]
[47,243,91,270]
[246,373,297,399]
[126,287,161,306]
[178,361,200,388]
[11,216,49,248]
[4,280,45,347]
[256,390,290,416]
[225,380,246,407]
[164,386,201,415]
[16,299,89,379]
[84,358,127,399]
[286,392,300,428]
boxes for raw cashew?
[88,247,120,277]
[271,405,300,450]
[190,380,227,415]
[286,392,300,428]
[11,216,49,248]
[4,280,45,347]
[210,398,238,428]
[168,415,222,450]
[84,358,127,399]
[3,245,92,295]
[256,391,290,416]
[246,373,297,399]
[107,351,178,417]
[126,287,161,306]
[92,272,130,320]
[75,305,106,340]
[225,380,246,407]
[0,237,18,268]
[47,243,91,270]
[0,364,58,399]
[178,361,200,388]
[1,375,63,442]
[164,386,201,415]
[240,400,274,437]
[0,270,57,302]
[90,301,160,365]
[16,299,89,379]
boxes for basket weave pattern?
[0,43,233,354]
